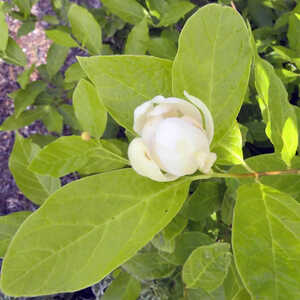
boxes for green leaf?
[17,64,35,89]
[255,57,298,166]
[64,62,86,83]
[9,134,60,205]
[288,4,300,54]
[0,211,31,258]
[213,121,243,165]
[173,4,252,146]
[78,139,129,175]
[124,17,149,55]
[229,153,300,202]
[17,21,35,37]
[46,43,69,78]
[68,4,102,55]
[29,134,57,148]
[148,36,177,60]
[29,136,98,177]
[221,178,239,225]
[159,0,195,27]
[0,107,46,131]
[152,213,187,254]
[73,79,107,139]
[13,0,37,17]
[46,28,78,48]
[123,247,176,280]
[163,213,187,241]
[102,270,141,300]
[101,0,147,24]
[160,232,214,265]
[232,183,300,299]
[0,169,190,296]
[41,106,63,134]
[183,243,231,291]
[184,180,224,222]
[79,55,173,133]
[295,106,300,152]
[0,6,8,51]
[12,81,47,117]
[151,232,175,253]
[223,263,251,300]
[146,0,195,27]
[3,37,27,66]
[187,285,226,300]
[57,104,81,131]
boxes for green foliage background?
[0,0,300,299]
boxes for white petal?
[184,91,214,144]
[152,96,203,126]
[141,116,163,151]
[196,152,217,174]
[133,101,155,135]
[128,138,178,182]
[153,118,210,176]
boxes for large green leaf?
[232,183,300,299]
[73,79,107,139]
[223,263,251,300]
[78,139,129,175]
[172,4,252,146]
[287,4,300,54]
[187,286,225,300]
[29,136,98,177]
[0,5,8,51]
[124,17,149,55]
[79,55,173,133]
[255,57,298,166]
[68,4,102,55]
[182,243,231,292]
[229,153,300,202]
[102,271,141,300]
[9,134,60,205]
[0,211,31,258]
[101,0,147,24]
[213,121,243,165]
[0,169,190,296]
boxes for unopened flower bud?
[128,91,217,182]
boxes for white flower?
[128,91,217,182]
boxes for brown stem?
[229,169,300,179]
[191,169,300,181]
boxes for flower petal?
[196,152,217,174]
[133,101,155,135]
[128,138,178,182]
[184,91,214,144]
[153,118,210,176]
[152,96,203,126]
